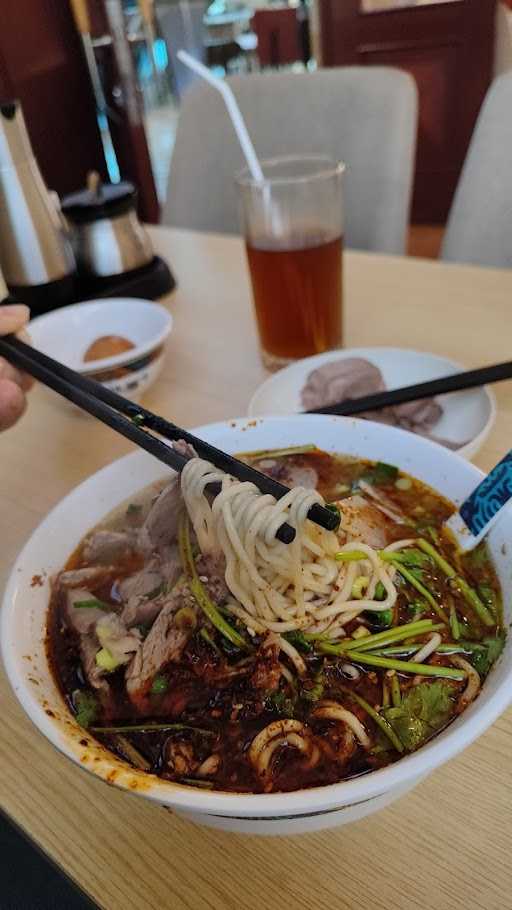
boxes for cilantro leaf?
[383,681,454,751]
[361,461,399,486]
[72,689,98,728]
[469,636,505,677]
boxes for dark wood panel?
[0,0,106,196]
[319,0,496,222]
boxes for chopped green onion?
[95,647,119,671]
[91,723,216,735]
[374,581,387,601]
[335,550,367,562]
[131,413,145,427]
[126,503,142,516]
[330,650,466,680]
[151,674,169,695]
[73,598,110,611]
[449,604,461,641]
[72,689,98,728]
[179,516,250,651]
[417,539,495,627]
[352,625,371,640]
[351,575,370,599]
[365,608,393,631]
[390,673,402,707]
[395,476,412,491]
[338,686,404,753]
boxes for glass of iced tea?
[236,155,344,371]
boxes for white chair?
[441,72,512,269]
[162,67,418,254]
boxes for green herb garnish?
[336,650,464,680]
[301,671,324,702]
[267,690,296,717]
[179,515,250,652]
[90,722,215,735]
[325,503,341,523]
[338,686,404,753]
[73,598,110,611]
[73,689,98,728]
[151,674,169,695]
[283,630,313,653]
[417,539,495,627]
[382,681,454,751]
[467,636,505,677]
[361,461,399,486]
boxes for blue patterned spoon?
[445,450,512,550]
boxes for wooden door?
[318,0,497,222]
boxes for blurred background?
[0,0,511,255]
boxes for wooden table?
[1,226,512,910]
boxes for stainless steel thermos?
[0,100,76,310]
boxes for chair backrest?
[163,67,417,255]
[252,8,301,68]
[156,1,207,99]
[441,72,512,269]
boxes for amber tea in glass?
[237,156,344,370]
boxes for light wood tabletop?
[1,226,512,910]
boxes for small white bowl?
[248,347,496,461]
[2,415,511,836]
[28,298,173,402]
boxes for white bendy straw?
[177,50,264,183]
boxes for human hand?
[0,304,33,431]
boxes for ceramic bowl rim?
[2,415,511,819]
[28,298,173,373]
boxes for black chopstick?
[305,359,512,416]
[0,335,339,543]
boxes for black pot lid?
[61,180,137,223]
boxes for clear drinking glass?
[236,155,345,371]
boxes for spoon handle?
[447,450,512,550]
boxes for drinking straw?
[177,50,264,182]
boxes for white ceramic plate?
[248,348,496,461]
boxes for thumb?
[0,304,30,336]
